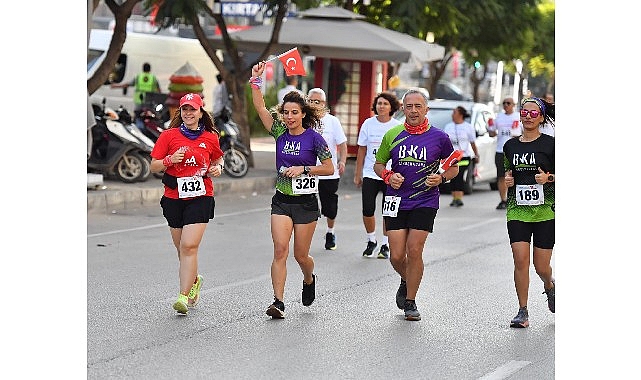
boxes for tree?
[87,0,142,95]
[138,0,292,167]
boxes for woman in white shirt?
[443,106,479,207]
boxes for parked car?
[434,80,473,101]
[393,99,497,194]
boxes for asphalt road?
[87,184,555,379]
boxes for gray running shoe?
[543,281,555,313]
[510,306,529,328]
[396,279,407,309]
[266,298,285,319]
[404,300,421,321]
[377,244,389,259]
[362,241,377,257]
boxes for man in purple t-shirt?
[374,89,458,321]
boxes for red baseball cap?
[179,93,204,109]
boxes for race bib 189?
[515,184,544,206]
[177,176,206,198]
[382,196,401,217]
[293,174,319,194]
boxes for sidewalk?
[87,137,278,214]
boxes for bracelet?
[441,175,447,184]
[249,76,263,89]
[162,155,173,167]
[218,163,224,171]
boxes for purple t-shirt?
[375,124,454,210]
[270,120,332,195]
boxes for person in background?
[354,92,401,259]
[149,93,224,315]
[111,62,161,130]
[503,96,555,328]
[212,73,230,117]
[487,97,521,210]
[250,62,334,319]
[307,88,348,251]
[277,75,304,104]
[443,106,479,207]
[374,89,458,321]
[539,93,555,137]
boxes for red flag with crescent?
[278,48,306,76]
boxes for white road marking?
[458,217,503,232]
[87,207,270,238]
[162,274,271,303]
[477,360,531,380]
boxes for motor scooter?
[215,106,250,178]
[88,98,152,183]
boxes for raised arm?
[250,62,274,132]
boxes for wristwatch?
[303,166,311,175]
[547,174,554,182]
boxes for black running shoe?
[325,232,337,250]
[362,241,377,257]
[266,297,285,319]
[302,274,316,306]
[496,200,507,210]
[377,244,389,259]
[510,306,529,328]
[396,279,407,309]
[543,281,555,313]
[404,299,421,321]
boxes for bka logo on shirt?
[511,153,536,167]
[282,140,301,156]
[398,144,427,166]
[199,142,206,149]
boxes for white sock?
[382,236,389,245]
[367,232,376,243]
[327,227,334,234]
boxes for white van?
[87,29,219,113]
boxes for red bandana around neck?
[404,118,429,134]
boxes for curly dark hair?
[371,92,401,116]
[275,91,324,130]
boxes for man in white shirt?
[278,76,303,104]
[487,97,521,210]
[308,88,348,251]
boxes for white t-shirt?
[443,121,476,157]
[539,123,555,137]
[277,85,304,104]
[314,113,347,180]
[490,111,522,153]
[357,116,401,179]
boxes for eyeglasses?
[308,99,323,104]
[502,102,513,106]
[520,109,541,118]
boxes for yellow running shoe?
[188,275,203,307]
[173,294,189,314]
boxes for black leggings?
[450,158,471,192]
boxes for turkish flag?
[278,48,306,76]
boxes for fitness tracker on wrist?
[547,174,554,182]
[303,166,311,175]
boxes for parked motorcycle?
[88,98,152,183]
[138,93,171,142]
[215,106,250,178]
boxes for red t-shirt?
[151,128,224,199]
